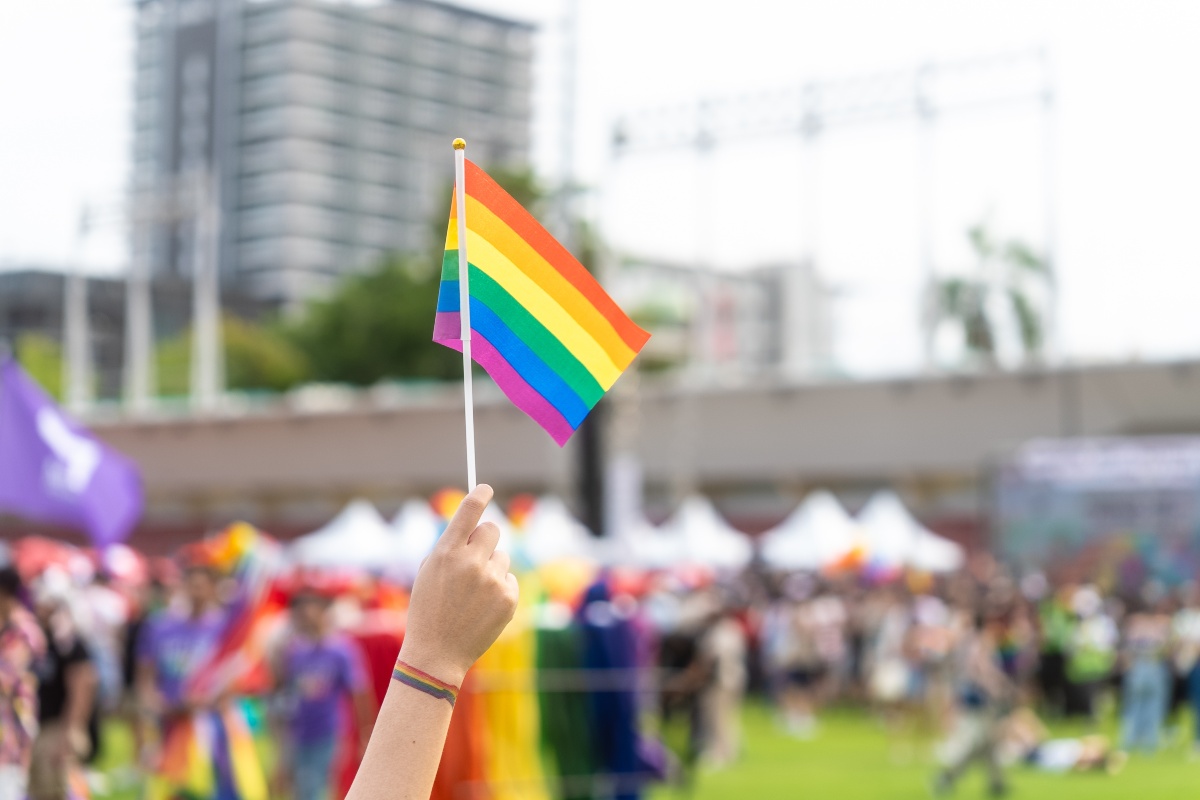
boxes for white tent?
[658,495,753,570]
[520,496,596,566]
[760,490,858,570]
[289,499,397,570]
[608,515,678,569]
[856,491,964,573]
[389,499,442,582]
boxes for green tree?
[284,255,460,385]
[15,333,64,399]
[155,317,310,396]
[931,224,1051,369]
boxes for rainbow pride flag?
[433,159,650,445]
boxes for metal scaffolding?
[610,49,1056,373]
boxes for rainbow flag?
[434,159,650,445]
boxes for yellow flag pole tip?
[452,138,467,150]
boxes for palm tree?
[930,224,1052,369]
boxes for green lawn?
[90,704,1197,799]
[650,705,1199,800]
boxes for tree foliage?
[931,223,1052,369]
[282,256,459,385]
[155,317,310,396]
[15,334,63,400]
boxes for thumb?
[438,484,494,550]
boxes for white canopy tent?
[289,499,397,570]
[856,491,964,573]
[519,496,596,566]
[657,495,753,570]
[609,515,679,569]
[389,499,442,582]
[760,490,859,571]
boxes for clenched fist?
[398,484,519,686]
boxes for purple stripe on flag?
[433,312,576,446]
[433,304,461,341]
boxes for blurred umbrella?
[507,493,537,528]
[430,487,466,520]
[760,490,858,571]
[11,535,93,581]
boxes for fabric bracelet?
[392,657,459,707]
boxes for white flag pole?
[453,138,477,490]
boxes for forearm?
[345,678,454,800]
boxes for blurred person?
[776,593,823,738]
[933,614,1014,798]
[0,563,46,800]
[1172,584,1200,756]
[999,708,1126,775]
[658,593,716,779]
[121,576,169,783]
[1036,586,1076,716]
[135,553,267,800]
[910,593,956,730]
[28,573,97,800]
[1119,598,1172,752]
[1063,587,1117,721]
[271,585,375,800]
[810,590,849,704]
[698,605,746,767]
[866,587,915,748]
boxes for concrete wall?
[16,358,1186,551]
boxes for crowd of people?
[2,530,1200,800]
[645,559,1200,792]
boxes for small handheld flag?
[434,141,650,468]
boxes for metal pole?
[916,63,937,371]
[1040,49,1058,364]
[125,190,153,413]
[782,83,821,381]
[190,172,222,412]
[64,206,93,413]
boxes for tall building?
[132,0,534,309]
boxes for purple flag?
[0,358,143,547]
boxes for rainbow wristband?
[392,658,459,707]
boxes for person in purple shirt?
[135,550,267,799]
[272,584,374,800]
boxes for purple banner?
[0,358,142,547]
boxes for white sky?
[2,0,1199,375]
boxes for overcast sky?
[2,0,1199,375]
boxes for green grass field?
[650,705,1199,800]
[91,704,1197,799]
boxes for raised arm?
[346,483,518,800]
